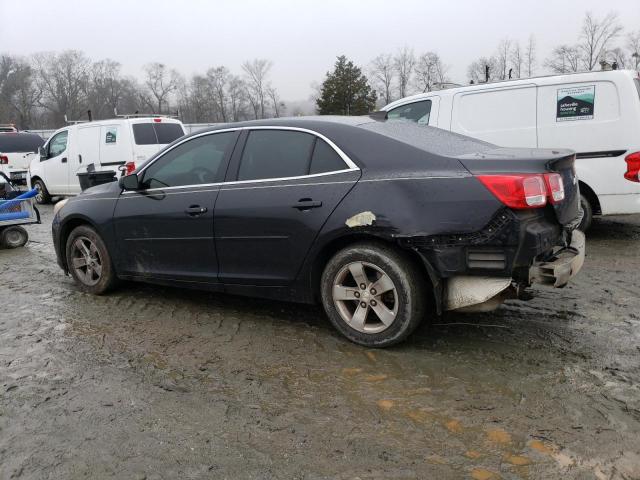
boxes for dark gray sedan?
[51,116,584,346]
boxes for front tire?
[65,225,117,294]
[0,226,28,248]
[320,242,427,347]
[33,179,51,205]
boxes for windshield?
[132,123,184,145]
[0,133,44,153]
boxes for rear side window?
[0,133,44,153]
[238,130,315,181]
[310,139,347,174]
[387,100,432,125]
[133,123,184,145]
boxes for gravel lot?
[1,204,639,479]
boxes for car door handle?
[78,154,82,163]
[292,198,323,210]
[185,205,208,216]
[61,157,67,163]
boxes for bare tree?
[242,59,272,119]
[495,38,512,80]
[607,47,627,68]
[468,57,498,84]
[267,86,284,118]
[393,47,415,98]
[33,50,91,125]
[545,45,582,73]
[414,52,447,92]
[227,75,246,122]
[0,55,41,129]
[143,62,181,114]
[207,66,230,122]
[525,35,537,77]
[578,11,623,71]
[627,30,640,70]
[510,42,523,79]
[88,59,129,118]
[370,54,395,105]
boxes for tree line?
[0,51,284,130]
[1,11,639,128]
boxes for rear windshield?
[132,123,184,145]
[0,133,44,153]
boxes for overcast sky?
[2,0,639,102]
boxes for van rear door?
[130,120,185,165]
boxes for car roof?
[200,116,493,173]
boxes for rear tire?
[320,242,427,347]
[65,225,117,294]
[33,179,51,205]
[0,226,28,248]
[578,194,593,232]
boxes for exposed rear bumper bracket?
[529,230,585,288]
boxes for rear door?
[130,120,185,165]
[214,128,360,286]
[112,130,238,283]
[99,123,129,171]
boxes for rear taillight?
[477,174,547,209]
[0,155,7,165]
[624,152,640,182]
[125,161,136,175]
[545,173,565,203]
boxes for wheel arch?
[309,233,437,307]
[579,180,601,215]
[58,215,102,272]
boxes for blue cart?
[0,181,40,248]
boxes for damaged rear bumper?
[445,230,585,312]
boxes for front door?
[112,130,238,283]
[42,129,70,194]
[215,129,360,286]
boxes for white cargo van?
[382,70,640,230]
[29,116,185,203]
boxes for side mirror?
[119,173,140,191]
[38,146,47,160]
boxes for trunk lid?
[456,147,580,227]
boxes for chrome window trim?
[126,125,360,194]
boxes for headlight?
[53,198,69,216]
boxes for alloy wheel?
[332,261,399,333]
[70,236,103,286]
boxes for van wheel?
[320,242,427,347]
[0,226,28,248]
[33,179,51,204]
[578,194,593,232]
[65,225,117,295]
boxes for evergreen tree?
[316,56,377,115]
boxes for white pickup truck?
[0,132,44,185]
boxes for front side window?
[48,131,68,158]
[237,130,315,181]
[142,132,235,188]
[133,122,185,145]
[387,100,432,125]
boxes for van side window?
[142,132,235,188]
[133,123,185,145]
[387,100,432,125]
[47,131,68,159]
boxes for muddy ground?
[1,205,639,480]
